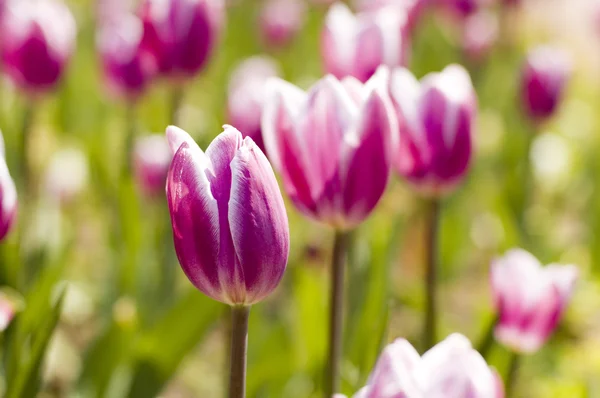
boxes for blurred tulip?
[491,249,578,354]
[389,64,476,197]
[96,0,135,25]
[166,125,289,305]
[521,46,571,122]
[0,136,17,241]
[322,2,408,83]
[227,56,279,152]
[351,334,503,398]
[0,0,76,94]
[0,292,17,331]
[441,0,479,18]
[462,10,498,62]
[133,134,172,197]
[259,0,306,48]
[261,67,398,230]
[43,148,88,204]
[139,0,224,81]
[354,0,424,34]
[98,13,153,100]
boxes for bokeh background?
[1,0,600,397]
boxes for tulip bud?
[0,291,19,331]
[354,0,424,34]
[96,0,135,25]
[1,0,76,94]
[322,2,408,83]
[355,334,503,398]
[259,0,306,48]
[520,46,571,122]
[43,148,88,205]
[139,0,225,81]
[0,140,17,241]
[227,56,279,152]
[441,0,479,18]
[262,67,398,230]
[462,10,498,62]
[491,249,578,354]
[133,134,172,197]
[166,125,289,305]
[388,65,476,197]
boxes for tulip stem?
[229,305,250,398]
[423,198,440,351]
[476,315,498,359]
[325,230,349,397]
[20,102,35,192]
[123,102,136,180]
[170,87,184,126]
[504,352,521,397]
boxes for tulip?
[0,292,18,331]
[96,0,135,25]
[389,64,476,197]
[139,0,224,81]
[462,10,498,62]
[354,0,424,34]
[97,13,153,100]
[322,2,408,83]
[43,148,88,205]
[259,0,306,48]
[1,0,76,94]
[227,56,279,153]
[442,0,479,18]
[0,135,17,241]
[520,46,571,122]
[491,248,578,354]
[345,334,502,398]
[133,134,172,197]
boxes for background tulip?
[259,0,306,48]
[43,148,89,205]
[227,56,279,152]
[0,0,76,94]
[0,292,18,331]
[389,64,476,197]
[0,142,17,241]
[133,134,172,197]
[462,10,498,62]
[139,0,224,81]
[262,68,398,230]
[166,125,289,305]
[491,249,578,354]
[354,0,424,34]
[520,46,571,122]
[321,2,408,83]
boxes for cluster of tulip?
[0,0,581,397]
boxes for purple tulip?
[491,249,578,354]
[165,125,289,305]
[139,0,224,81]
[97,13,153,100]
[1,0,76,94]
[462,10,498,62]
[322,2,408,83]
[261,67,398,230]
[521,46,571,122]
[227,56,279,153]
[354,0,424,34]
[133,134,172,197]
[441,0,480,17]
[0,292,17,331]
[347,334,503,398]
[0,134,17,241]
[259,0,306,48]
[388,64,476,197]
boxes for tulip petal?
[166,125,200,155]
[321,2,357,79]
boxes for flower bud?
[43,148,88,205]
[389,64,476,197]
[491,249,578,354]
[133,134,172,197]
[262,67,398,230]
[166,125,289,305]
[354,0,424,34]
[462,10,498,62]
[0,138,17,241]
[259,0,306,48]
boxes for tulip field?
[0,0,598,397]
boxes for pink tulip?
[43,148,88,205]
[322,2,408,83]
[133,134,172,197]
[491,249,578,354]
[0,157,16,242]
[97,12,153,100]
[353,0,424,34]
[139,0,224,81]
[227,56,279,152]
[166,125,289,305]
[462,10,498,62]
[96,0,135,25]
[388,64,476,197]
[441,0,480,18]
[261,67,398,230]
[1,0,76,94]
[520,46,571,122]
[259,0,306,48]
[0,292,17,331]
[350,334,503,398]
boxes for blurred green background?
[1,0,599,397]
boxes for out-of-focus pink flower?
[259,0,306,48]
[43,148,88,205]
[0,133,17,241]
[354,0,424,33]
[98,13,154,100]
[1,0,76,94]
[322,2,408,83]
[261,67,398,230]
[139,0,225,81]
[491,249,578,354]
[388,64,476,197]
[520,46,571,122]
[133,134,172,197]
[441,0,480,18]
[0,292,17,331]
[462,10,498,62]
[227,56,279,152]
[350,334,503,398]
[96,0,135,25]
[166,125,289,305]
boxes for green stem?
[504,352,521,397]
[516,124,535,248]
[170,87,184,126]
[123,102,137,180]
[325,230,349,397]
[423,199,441,351]
[229,305,250,398]
[476,315,498,359]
